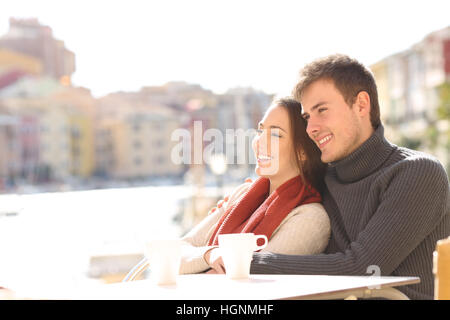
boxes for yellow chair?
[434,236,450,300]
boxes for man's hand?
[204,247,226,274]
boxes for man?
[250,54,450,300]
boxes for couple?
[125,54,450,300]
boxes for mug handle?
[255,235,268,251]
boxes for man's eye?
[318,108,327,113]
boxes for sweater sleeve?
[178,182,251,274]
[251,157,450,276]
[262,203,330,255]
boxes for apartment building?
[0,18,75,81]
[371,26,450,172]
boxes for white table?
[10,274,420,300]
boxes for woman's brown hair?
[274,97,327,193]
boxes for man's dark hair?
[293,54,381,129]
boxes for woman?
[123,97,330,280]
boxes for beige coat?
[179,181,331,274]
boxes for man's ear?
[354,91,371,117]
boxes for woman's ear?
[298,150,307,162]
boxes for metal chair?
[122,258,150,282]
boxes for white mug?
[218,233,268,279]
[144,239,181,285]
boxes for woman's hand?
[204,247,226,274]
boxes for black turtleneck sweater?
[250,125,450,300]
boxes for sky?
[1,0,450,98]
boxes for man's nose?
[306,118,320,138]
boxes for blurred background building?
[371,25,450,173]
[0,18,75,81]
[0,18,272,194]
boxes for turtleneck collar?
[327,125,396,183]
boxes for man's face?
[300,79,366,163]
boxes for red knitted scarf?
[207,175,322,246]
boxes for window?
[133,140,142,149]
[134,157,142,166]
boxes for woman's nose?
[262,131,273,155]
[253,131,269,154]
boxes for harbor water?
[0,185,193,290]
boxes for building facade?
[0,18,75,81]
[371,26,450,173]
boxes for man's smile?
[316,134,333,149]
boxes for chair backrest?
[434,236,450,300]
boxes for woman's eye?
[271,132,281,138]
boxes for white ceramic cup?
[218,233,268,279]
[144,239,181,285]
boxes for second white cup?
[144,239,181,285]
[218,233,268,279]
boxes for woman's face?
[252,104,299,179]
